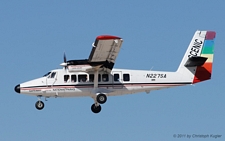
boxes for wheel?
[96,94,107,104]
[35,101,44,110]
[91,104,101,113]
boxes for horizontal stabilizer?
[184,56,208,67]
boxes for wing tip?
[96,35,121,40]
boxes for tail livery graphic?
[177,30,216,84]
[193,31,216,83]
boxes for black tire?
[35,101,44,110]
[91,104,101,113]
[96,94,107,104]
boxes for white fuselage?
[18,68,192,98]
[14,30,215,113]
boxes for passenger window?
[114,74,119,81]
[98,74,101,82]
[50,72,56,78]
[123,74,130,81]
[102,74,109,82]
[78,74,87,82]
[64,75,70,83]
[89,74,101,82]
[71,75,76,82]
[89,74,94,82]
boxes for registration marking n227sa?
[146,74,167,78]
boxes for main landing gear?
[91,104,101,113]
[96,93,107,104]
[91,93,107,113]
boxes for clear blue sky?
[0,1,225,141]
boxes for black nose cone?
[15,84,20,93]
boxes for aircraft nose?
[14,84,20,93]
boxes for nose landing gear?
[35,96,45,110]
[35,101,44,110]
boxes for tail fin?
[177,30,216,83]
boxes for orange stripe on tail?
[193,62,212,83]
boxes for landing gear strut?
[35,101,44,110]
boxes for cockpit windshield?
[43,72,51,77]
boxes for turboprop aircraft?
[14,30,216,113]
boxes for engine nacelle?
[68,65,94,72]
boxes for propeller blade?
[62,52,68,70]
[64,52,67,63]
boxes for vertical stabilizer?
[193,31,216,83]
[177,30,216,83]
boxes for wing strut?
[94,70,99,88]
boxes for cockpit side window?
[49,72,56,78]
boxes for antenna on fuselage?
[150,66,154,71]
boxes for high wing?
[88,35,123,72]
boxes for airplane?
[14,30,216,113]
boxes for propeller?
[60,52,68,69]
[63,52,67,63]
